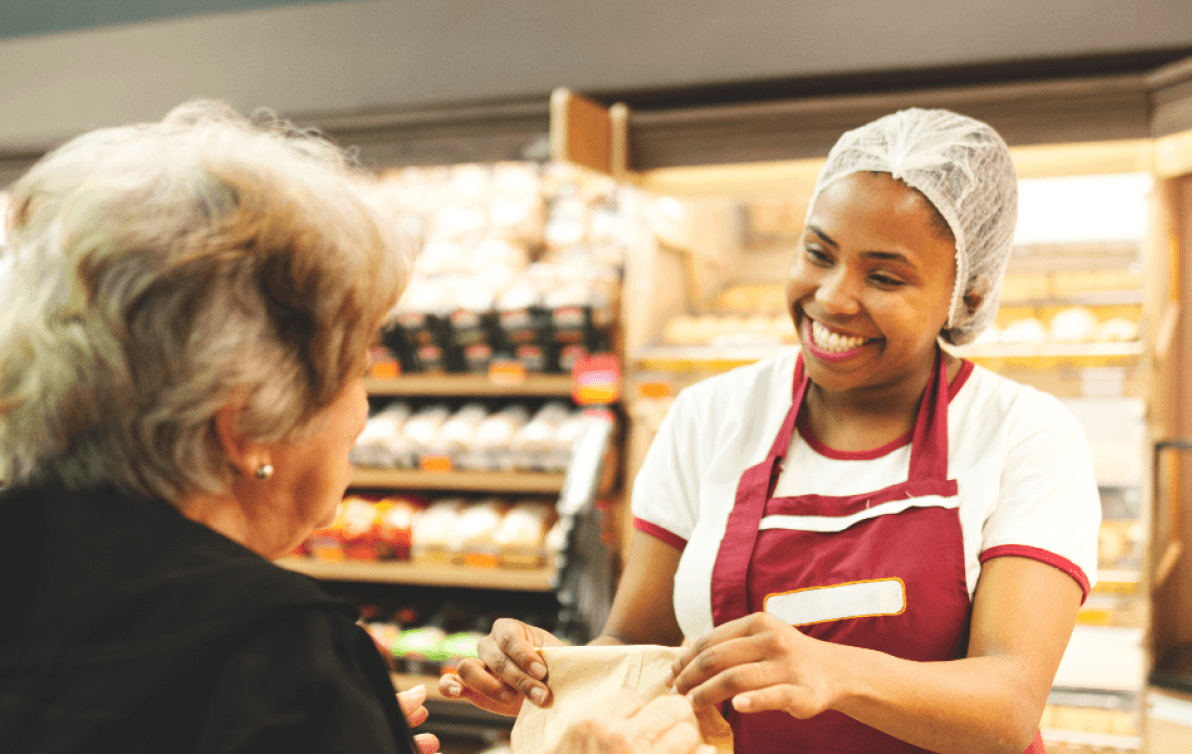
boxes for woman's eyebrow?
[862,250,915,265]
[808,225,838,248]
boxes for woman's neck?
[802,351,960,453]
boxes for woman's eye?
[870,274,904,287]
[805,246,831,264]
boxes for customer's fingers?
[413,732,440,754]
[396,685,429,727]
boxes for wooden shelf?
[953,341,1145,359]
[364,374,574,397]
[634,341,1143,372]
[350,467,567,493]
[277,557,555,592]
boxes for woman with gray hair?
[0,103,711,754]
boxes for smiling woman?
[452,109,1101,754]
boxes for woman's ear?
[963,290,985,317]
[963,274,992,317]
[213,403,268,478]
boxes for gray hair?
[0,100,411,502]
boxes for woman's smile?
[801,314,878,362]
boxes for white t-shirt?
[631,349,1101,641]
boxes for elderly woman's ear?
[212,403,272,481]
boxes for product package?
[510,645,732,754]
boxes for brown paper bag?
[510,645,733,754]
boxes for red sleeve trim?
[633,517,687,552]
[980,544,1092,603]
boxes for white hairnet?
[805,108,1018,345]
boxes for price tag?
[637,380,671,398]
[419,455,453,473]
[488,358,527,385]
[368,346,401,379]
[572,354,621,405]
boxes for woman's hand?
[665,612,841,719]
[395,685,440,754]
[543,691,715,754]
[439,618,565,715]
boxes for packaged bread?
[511,402,573,471]
[454,498,512,568]
[351,402,414,469]
[1099,317,1138,342]
[401,404,453,458]
[459,404,531,471]
[340,496,384,561]
[495,500,558,569]
[376,495,427,561]
[1050,307,1099,342]
[426,403,489,463]
[1001,317,1048,344]
[410,498,469,565]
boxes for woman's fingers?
[732,683,821,719]
[449,660,525,716]
[413,732,441,754]
[396,685,429,727]
[665,614,769,687]
[670,634,771,699]
[478,620,552,706]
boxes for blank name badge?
[764,578,906,626]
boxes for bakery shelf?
[634,341,1143,372]
[350,466,567,493]
[1040,728,1142,751]
[364,374,574,398]
[634,344,797,372]
[998,290,1145,308]
[277,557,555,592]
[950,341,1145,359]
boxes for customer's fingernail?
[530,687,548,705]
[443,683,460,698]
[529,662,547,680]
[661,669,674,686]
[733,695,751,711]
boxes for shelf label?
[488,357,527,385]
[419,455,454,473]
[572,354,621,405]
[368,346,401,379]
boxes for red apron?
[710,351,1044,754]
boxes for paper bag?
[510,645,733,754]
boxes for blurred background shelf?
[350,467,568,493]
[364,374,574,398]
[951,342,1146,359]
[277,557,555,592]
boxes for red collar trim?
[796,359,974,461]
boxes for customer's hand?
[439,618,565,715]
[396,685,440,754]
[543,691,715,754]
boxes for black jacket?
[0,485,416,754]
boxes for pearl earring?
[256,464,274,480]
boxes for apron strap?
[906,348,950,482]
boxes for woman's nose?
[815,269,861,316]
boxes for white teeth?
[810,320,867,353]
